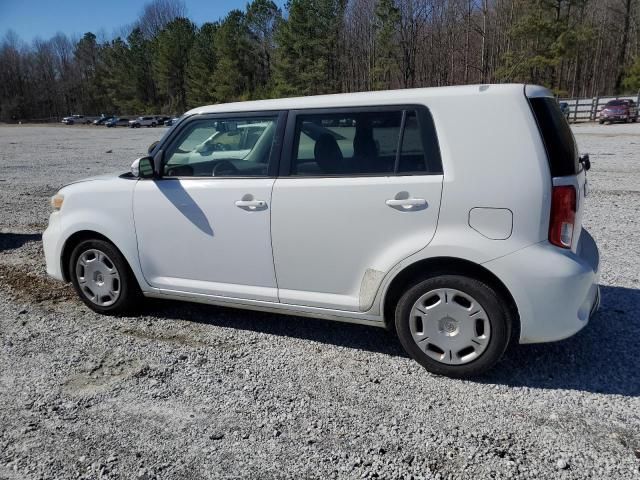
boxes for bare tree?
[137,0,187,39]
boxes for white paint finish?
[524,84,554,98]
[426,87,552,255]
[271,175,443,311]
[483,229,599,343]
[42,175,150,288]
[186,84,529,116]
[143,289,384,326]
[468,207,513,240]
[133,178,278,301]
[42,83,601,347]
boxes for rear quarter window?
[529,97,579,176]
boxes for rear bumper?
[484,229,600,344]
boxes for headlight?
[50,194,64,211]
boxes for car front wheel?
[69,239,140,315]
[395,274,512,378]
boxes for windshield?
[149,115,187,156]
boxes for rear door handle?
[385,198,427,208]
[235,199,266,209]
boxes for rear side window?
[529,97,579,176]
[290,108,442,176]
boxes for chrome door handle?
[385,198,427,208]
[235,199,266,209]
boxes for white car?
[129,116,157,128]
[43,84,600,377]
[61,115,91,125]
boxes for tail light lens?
[549,185,576,248]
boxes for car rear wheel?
[395,274,512,378]
[69,239,141,315]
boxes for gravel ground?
[0,123,639,480]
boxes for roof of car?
[186,84,546,116]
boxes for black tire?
[151,122,157,127]
[598,120,604,125]
[395,274,512,378]
[69,239,141,315]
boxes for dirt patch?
[0,263,74,303]
[120,328,210,348]
[63,355,145,396]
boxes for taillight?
[549,185,576,248]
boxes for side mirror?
[579,153,591,171]
[131,156,155,178]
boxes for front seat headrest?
[314,133,343,174]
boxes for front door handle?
[235,199,266,209]
[385,198,427,208]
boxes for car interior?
[161,110,433,178]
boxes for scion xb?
[43,84,600,377]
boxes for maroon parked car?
[598,99,638,124]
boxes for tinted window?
[163,116,277,177]
[291,108,441,176]
[529,97,579,176]
[398,112,429,174]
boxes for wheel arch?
[382,256,520,338]
[61,230,130,283]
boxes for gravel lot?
[0,123,639,479]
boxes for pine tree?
[211,10,254,101]
[273,0,345,97]
[186,22,219,108]
[495,0,592,95]
[101,37,144,114]
[154,17,196,113]
[127,28,158,110]
[246,0,281,97]
[622,57,640,92]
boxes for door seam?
[269,178,281,302]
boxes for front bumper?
[484,229,600,344]
[42,211,65,281]
[601,115,628,121]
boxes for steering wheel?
[212,160,239,176]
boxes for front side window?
[291,108,440,176]
[163,115,278,177]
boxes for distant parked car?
[62,115,91,125]
[155,116,171,125]
[105,117,130,128]
[129,116,157,128]
[165,116,181,127]
[598,99,638,124]
[93,116,115,126]
[559,102,570,120]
